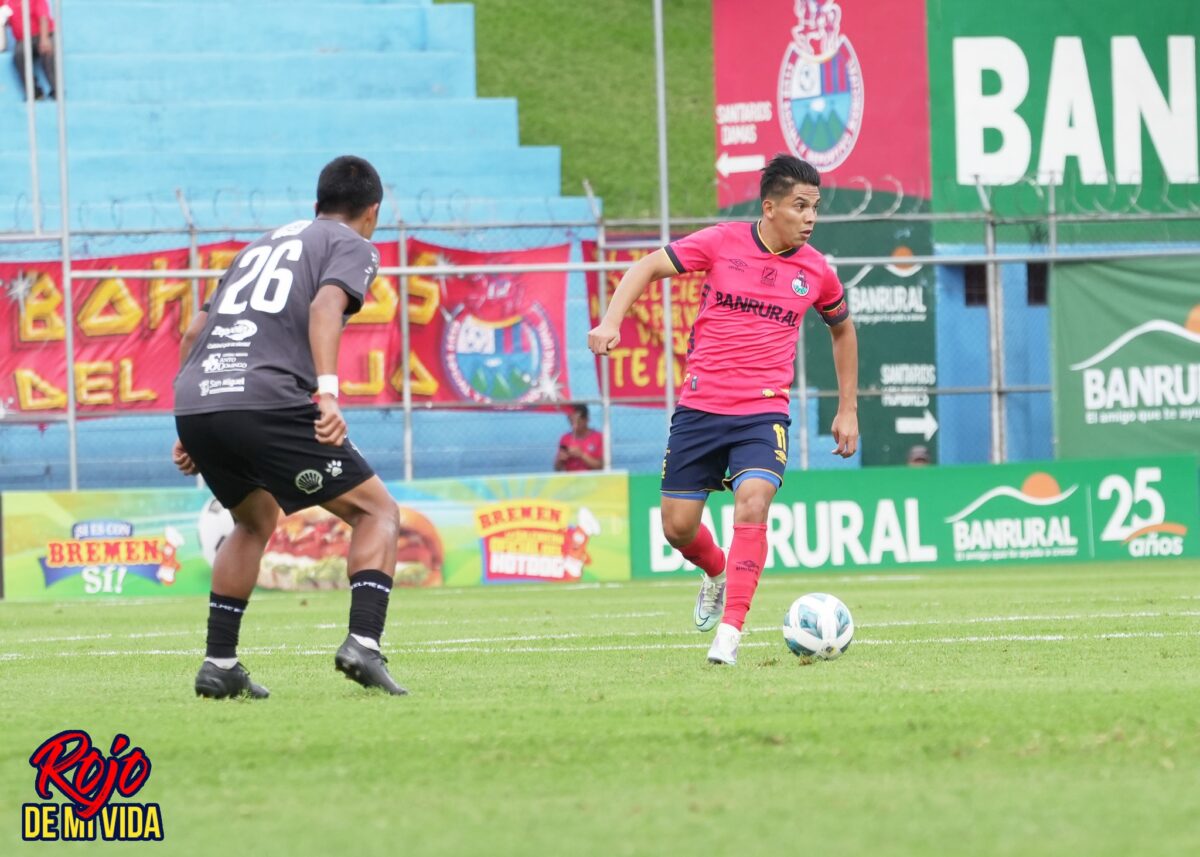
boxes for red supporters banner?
[582,241,701,407]
[405,239,572,406]
[0,239,573,414]
[0,248,196,414]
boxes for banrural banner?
[927,0,1199,238]
[630,455,1198,578]
[1052,259,1200,459]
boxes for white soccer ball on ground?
[782,592,854,660]
[197,498,235,568]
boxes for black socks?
[348,569,393,642]
[206,592,248,659]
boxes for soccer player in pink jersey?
[587,154,859,665]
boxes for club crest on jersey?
[791,272,809,296]
[777,0,864,170]
[440,275,564,405]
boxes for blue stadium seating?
[0,0,860,490]
[0,0,626,490]
[0,0,593,231]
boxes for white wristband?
[316,375,339,398]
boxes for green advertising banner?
[804,220,939,466]
[630,454,1198,578]
[927,0,1200,241]
[1,473,631,601]
[1053,259,1200,459]
[1,489,218,600]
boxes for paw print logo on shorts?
[326,460,343,478]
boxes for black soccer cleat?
[194,661,270,699]
[334,635,408,696]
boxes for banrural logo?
[1071,306,1200,428]
[945,472,1080,562]
[649,497,938,573]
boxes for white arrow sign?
[716,152,766,178]
[895,409,939,440]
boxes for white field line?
[4,628,1200,662]
[8,606,1197,650]
[868,610,1200,628]
[0,610,675,648]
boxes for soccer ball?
[196,498,235,568]
[782,593,854,660]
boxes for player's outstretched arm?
[588,249,678,356]
[828,318,859,458]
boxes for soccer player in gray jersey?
[174,155,406,698]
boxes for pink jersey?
[664,221,848,416]
[558,429,603,471]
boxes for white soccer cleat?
[706,622,741,665]
[693,571,727,633]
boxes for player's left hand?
[315,395,348,446]
[172,438,199,476]
[830,409,859,458]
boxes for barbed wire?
[2,171,1198,240]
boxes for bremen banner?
[1052,259,1200,459]
[0,238,573,414]
[0,472,631,600]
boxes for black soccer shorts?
[176,404,376,514]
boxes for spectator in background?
[554,404,603,472]
[907,445,931,466]
[2,0,56,101]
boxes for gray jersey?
[174,218,379,414]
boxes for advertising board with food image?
[0,473,631,599]
[389,472,630,587]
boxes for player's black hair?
[571,403,589,420]
[759,154,821,201]
[316,155,384,218]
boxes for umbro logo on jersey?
[760,268,777,286]
[294,469,324,494]
[727,258,748,272]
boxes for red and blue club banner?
[712,0,931,212]
[405,239,573,406]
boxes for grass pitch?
[3,559,1199,856]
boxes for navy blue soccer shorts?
[660,405,790,500]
